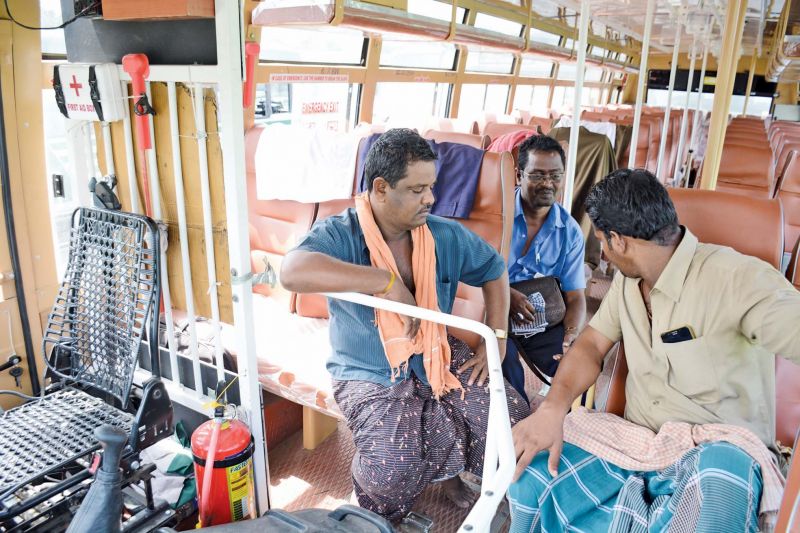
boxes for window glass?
[513,85,533,109]
[41,0,66,55]
[562,38,576,52]
[373,83,450,127]
[592,47,609,59]
[557,64,578,80]
[407,0,466,22]
[458,84,509,118]
[485,85,510,114]
[529,28,562,47]
[381,38,456,70]
[465,50,514,74]
[552,86,566,108]
[531,85,551,114]
[260,27,365,65]
[254,82,359,132]
[520,58,553,78]
[475,13,523,37]
[585,67,604,82]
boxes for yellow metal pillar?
[701,0,747,190]
[742,53,758,116]
[357,35,382,124]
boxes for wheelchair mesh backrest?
[43,208,160,408]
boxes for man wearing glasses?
[502,135,587,402]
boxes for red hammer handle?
[122,54,152,150]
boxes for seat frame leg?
[302,406,338,450]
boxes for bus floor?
[264,266,616,532]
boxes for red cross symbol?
[69,74,83,97]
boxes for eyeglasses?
[519,170,564,183]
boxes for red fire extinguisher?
[191,399,256,526]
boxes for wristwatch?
[494,328,508,340]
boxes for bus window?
[380,38,456,70]
[460,84,510,118]
[520,58,554,78]
[407,0,466,22]
[474,13,523,37]
[558,64,578,80]
[260,26,365,65]
[513,85,551,115]
[585,67,605,82]
[529,28,561,47]
[255,82,359,132]
[41,0,66,56]
[373,83,450,127]
[465,50,515,74]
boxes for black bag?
[509,276,566,384]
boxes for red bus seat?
[422,129,490,149]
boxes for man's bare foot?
[441,476,476,509]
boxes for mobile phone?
[660,326,696,344]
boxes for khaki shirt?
[590,228,800,448]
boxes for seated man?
[281,128,530,521]
[502,135,587,401]
[508,169,800,532]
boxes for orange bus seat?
[483,122,539,142]
[246,126,317,310]
[777,153,800,254]
[422,129,490,150]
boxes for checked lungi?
[333,335,531,521]
[508,408,785,532]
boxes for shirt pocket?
[662,336,719,401]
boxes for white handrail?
[321,291,514,533]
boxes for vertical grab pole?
[628,0,656,168]
[655,11,683,181]
[674,40,697,184]
[690,41,709,152]
[214,0,271,514]
[192,85,225,386]
[167,81,202,392]
[563,0,590,213]
[144,81,180,385]
[742,53,758,117]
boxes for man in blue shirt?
[502,135,587,401]
[281,129,529,521]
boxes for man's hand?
[510,287,535,325]
[512,402,567,481]
[457,340,504,387]
[560,330,578,358]
[381,274,420,339]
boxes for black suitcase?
[158,505,394,532]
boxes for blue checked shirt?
[507,189,586,292]
[293,209,506,386]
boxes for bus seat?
[716,144,774,198]
[528,116,552,134]
[776,427,800,533]
[603,189,799,458]
[787,238,800,291]
[246,126,317,309]
[449,150,515,349]
[422,129,490,149]
[483,122,539,142]
[777,153,800,254]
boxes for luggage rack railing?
[323,291,514,533]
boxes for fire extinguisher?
[191,385,256,527]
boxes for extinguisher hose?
[199,419,221,527]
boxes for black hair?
[517,134,567,170]
[364,128,437,191]
[585,168,680,246]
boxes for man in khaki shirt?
[507,169,800,533]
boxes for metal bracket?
[231,256,277,288]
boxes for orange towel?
[355,193,462,399]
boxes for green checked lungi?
[508,441,763,532]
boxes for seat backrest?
[43,208,160,409]
[775,427,800,533]
[668,188,784,268]
[777,152,800,254]
[246,127,317,307]
[422,129,490,150]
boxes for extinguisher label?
[227,458,254,520]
